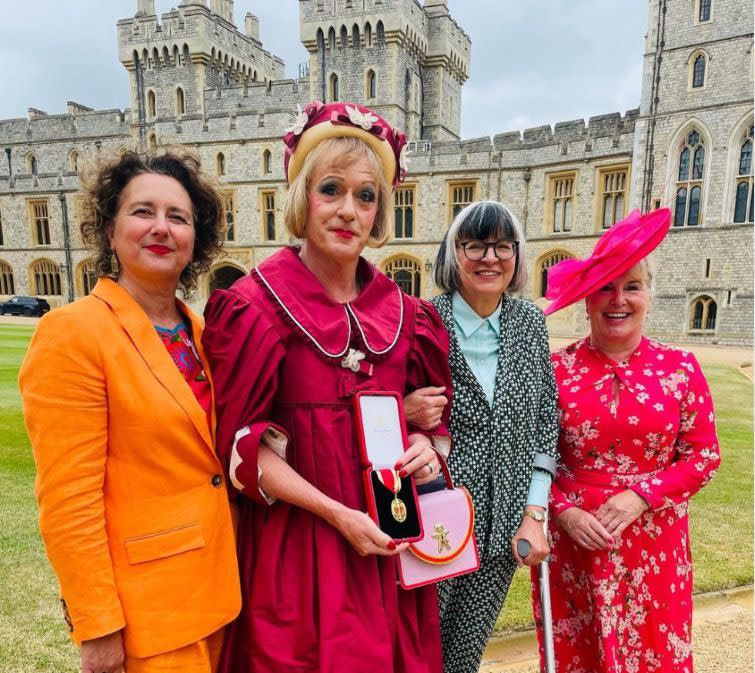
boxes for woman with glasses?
[404,200,558,673]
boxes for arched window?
[329,73,339,102]
[217,152,226,176]
[79,259,96,296]
[27,153,38,175]
[383,257,421,297]
[537,251,573,298]
[689,295,717,332]
[209,264,245,293]
[68,150,80,172]
[692,54,706,88]
[328,27,336,50]
[352,24,360,48]
[262,149,272,174]
[674,130,705,227]
[340,25,348,48]
[0,260,15,295]
[31,259,62,296]
[365,22,372,47]
[734,124,754,223]
[376,21,385,45]
[176,87,185,115]
[147,90,156,117]
[366,70,376,99]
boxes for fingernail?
[387,541,396,550]
[399,469,408,478]
[394,461,402,470]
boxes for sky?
[0,1,648,139]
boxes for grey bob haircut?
[433,200,528,294]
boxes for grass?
[0,325,751,670]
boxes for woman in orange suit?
[19,149,240,673]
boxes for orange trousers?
[125,629,224,673]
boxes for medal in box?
[353,392,422,543]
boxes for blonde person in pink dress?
[536,208,721,673]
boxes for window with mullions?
[449,182,476,221]
[734,125,754,224]
[599,168,627,228]
[0,260,14,295]
[261,191,276,241]
[674,130,705,227]
[223,192,236,241]
[689,295,717,332]
[537,251,572,298]
[29,199,51,245]
[80,260,96,296]
[31,259,62,296]
[394,187,415,238]
[550,174,575,232]
[384,257,421,297]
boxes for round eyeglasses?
[457,240,519,261]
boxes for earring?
[110,251,120,275]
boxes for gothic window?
[329,73,339,102]
[734,125,754,223]
[28,199,51,245]
[365,22,372,47]
[689,295,717,331]
[328,27,336,50]
[548,172,576,233]
[366,70,376,99]
[147,90,156,117]
[68,150,80,173]
[209,264,245,293]
[692,54,706,88]
[216,152,226,176]
[598,167,628,228]
[383,257,421,297]
[448,182,476,221]
[340,25,348,48]
[262,149,272,174]
[675,130,705,226]
[394,186,415,239]
[26,153,38,175]
[79,259,96,296]
[221,191,236,242]
[376,21,385,45]
[0,260,14,295]
[698,0,712,22]
[537,251,573,298]
[31,259,61,296]
[352,24,360,47]
[261,190,276,241]
[176,87,185,115]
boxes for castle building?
[0,0,751,343]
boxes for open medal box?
[353,391,423,543]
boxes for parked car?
[0,296,51,317]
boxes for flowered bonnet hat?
[283,101,408,188]
[543,208,672,316]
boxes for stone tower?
[117,0,285,146]
[299,0,470,141]
[630,0,753,341]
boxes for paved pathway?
[481,585,754,673]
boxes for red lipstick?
[333,229,354,240]
[146,244,171,255]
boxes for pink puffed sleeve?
[630,354,721,510]
[203,288,289,506]
[405,298,453,456]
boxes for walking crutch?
[517,536,556,673]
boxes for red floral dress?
[534,337,720,673]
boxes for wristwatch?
[522,509,546,523]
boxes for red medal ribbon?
[375,468,400,494]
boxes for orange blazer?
[19,278,240,658]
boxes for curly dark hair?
[79,147,225,296]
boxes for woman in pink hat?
[536,209,721,673]
[201,101,452,673]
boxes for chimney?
[136,0,155,16]
[245,13,259,41]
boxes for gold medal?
[391,497,407,522]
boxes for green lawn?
[0,325,752,671]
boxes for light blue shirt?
[451,291,551,508]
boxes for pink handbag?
[397,456,480,589]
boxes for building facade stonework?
[0,0,751,344]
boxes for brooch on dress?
[341,348,366,373]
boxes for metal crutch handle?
[516,536,556,673]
